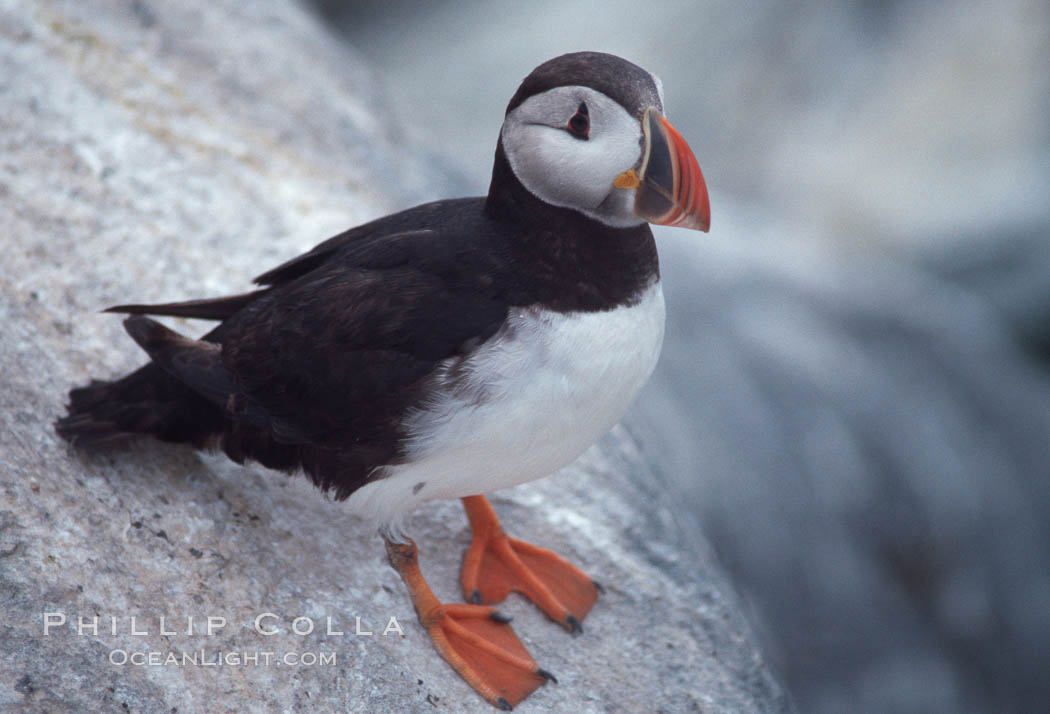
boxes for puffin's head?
[499,52,710,232]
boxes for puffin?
[55,52,710,709]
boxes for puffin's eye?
[566,102,589,139]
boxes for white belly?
[345,281,665,528]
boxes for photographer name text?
[43,612,404,638]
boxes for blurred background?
[309,1,1050,711]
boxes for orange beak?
[618,107,710,232]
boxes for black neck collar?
[483,140,659,312]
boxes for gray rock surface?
[0,1,791,712]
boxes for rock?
[0,1,790,712]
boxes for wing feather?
[105,290,267,321]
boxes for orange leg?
[460,495,601,634]
[385,538,555,710]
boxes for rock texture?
[0,1,790,712]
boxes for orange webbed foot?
[460,496,601,634]
[386,539,554,710]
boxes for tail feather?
[55,360,225,449]
[57,287,267,446]
[121,316,239,406]
[55,319,384,502]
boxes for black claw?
[470,589,483,604]
[489,611,513,624]
[566,614,583,635]
[496,697,513,711]
[592,579,605,594]
[537,668,558,684]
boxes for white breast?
[345,281,665,529]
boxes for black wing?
[216,226,509,447]
[64,200,515,498]
[105,290,267,321]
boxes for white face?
[501,85,647,228]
